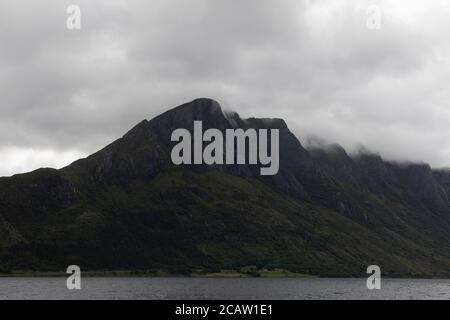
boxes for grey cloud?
[1,0,450,176]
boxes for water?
[0,277,449,300]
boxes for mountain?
[2,98,450,277]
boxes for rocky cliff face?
[1,98,450,276]
[64,98,316,197]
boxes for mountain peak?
[164,97,222,116]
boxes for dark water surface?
[1,277,449,300]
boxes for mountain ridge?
[2,98,450,277]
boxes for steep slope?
[1,98,450,277]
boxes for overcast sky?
[1,0,450,176]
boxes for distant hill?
[2,98,450,277]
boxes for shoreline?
[0,270,316,278]
[0,270,448,279]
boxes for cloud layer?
[1,0,450,176]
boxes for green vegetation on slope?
[2,168,450,277]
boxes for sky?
[1,0,450,176]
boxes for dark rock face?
[394,164,449,212]
[434,169,450,200]
[0,214,24,249]
[66,98,315,197]
[2,98,450,276]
